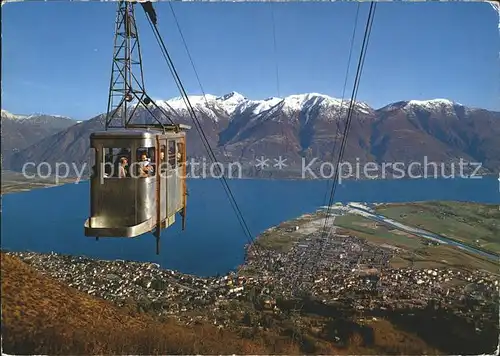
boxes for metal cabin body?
[84,0,193,253]
[84,126,189,242]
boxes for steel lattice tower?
[105,0,151,129]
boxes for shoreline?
[2,171,498,196]
[3,200,497,277]
[4,205,498,347]
[3,200,499,353]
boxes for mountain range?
[1,109,77,168]
[2,93,499,179]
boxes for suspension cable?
[321,2,376,238]
[304,2,377,292]
[293,2,362,290]
[166,3,260,253]
[320,2,361,237]
[293,2,363,293]
[144,14,256,248]
[168,2,213,110]
[270,3,281,98]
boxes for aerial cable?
[321,2,376,236]
[320,2,361,236]
[167,3,242,188]
[269,2,288,161]
[145,20,191,118]
[146,12,255,246]
[270,3,281,98]
[318,2,377,262]
[102,2,176,128]
[148,17,254,244]
[144,14,256,248]
[294,2,362,293]
[168,2,213,110]
[125,2,176,127]
[296,2,376,294]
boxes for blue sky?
[2,1,499,120]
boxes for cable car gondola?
[84,126,189,241]
[83,0,190,254]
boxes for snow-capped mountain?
[1,109,28,120]
[1,109,72,121]
[151,91,248,122]
[216,91,248,115]
[377,98,482,117]
[5,93,500,178]
[1,109,77,167]
[278,93,372,116]
[152,92,374,121]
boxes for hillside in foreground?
[3,251,470,355]
[2,200,498,355]
[0,252,275,355]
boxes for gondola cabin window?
[159,144,167,174]
[177,141,185,166]
[136,146,155,178]
[168,140,177,168]
[103,147,131,178]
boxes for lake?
[2,176,499,277]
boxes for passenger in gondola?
[118,156,128,178]
[118,148,131,162]
[158,150,167,173]
[176,142,183,162]
[149,150,164,175]
[139,152,153,177]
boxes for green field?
[374,201,500,254]
[253,213,323,253]
[252,202,500,274]
[334,213,499,275]
[335,214,425,250]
